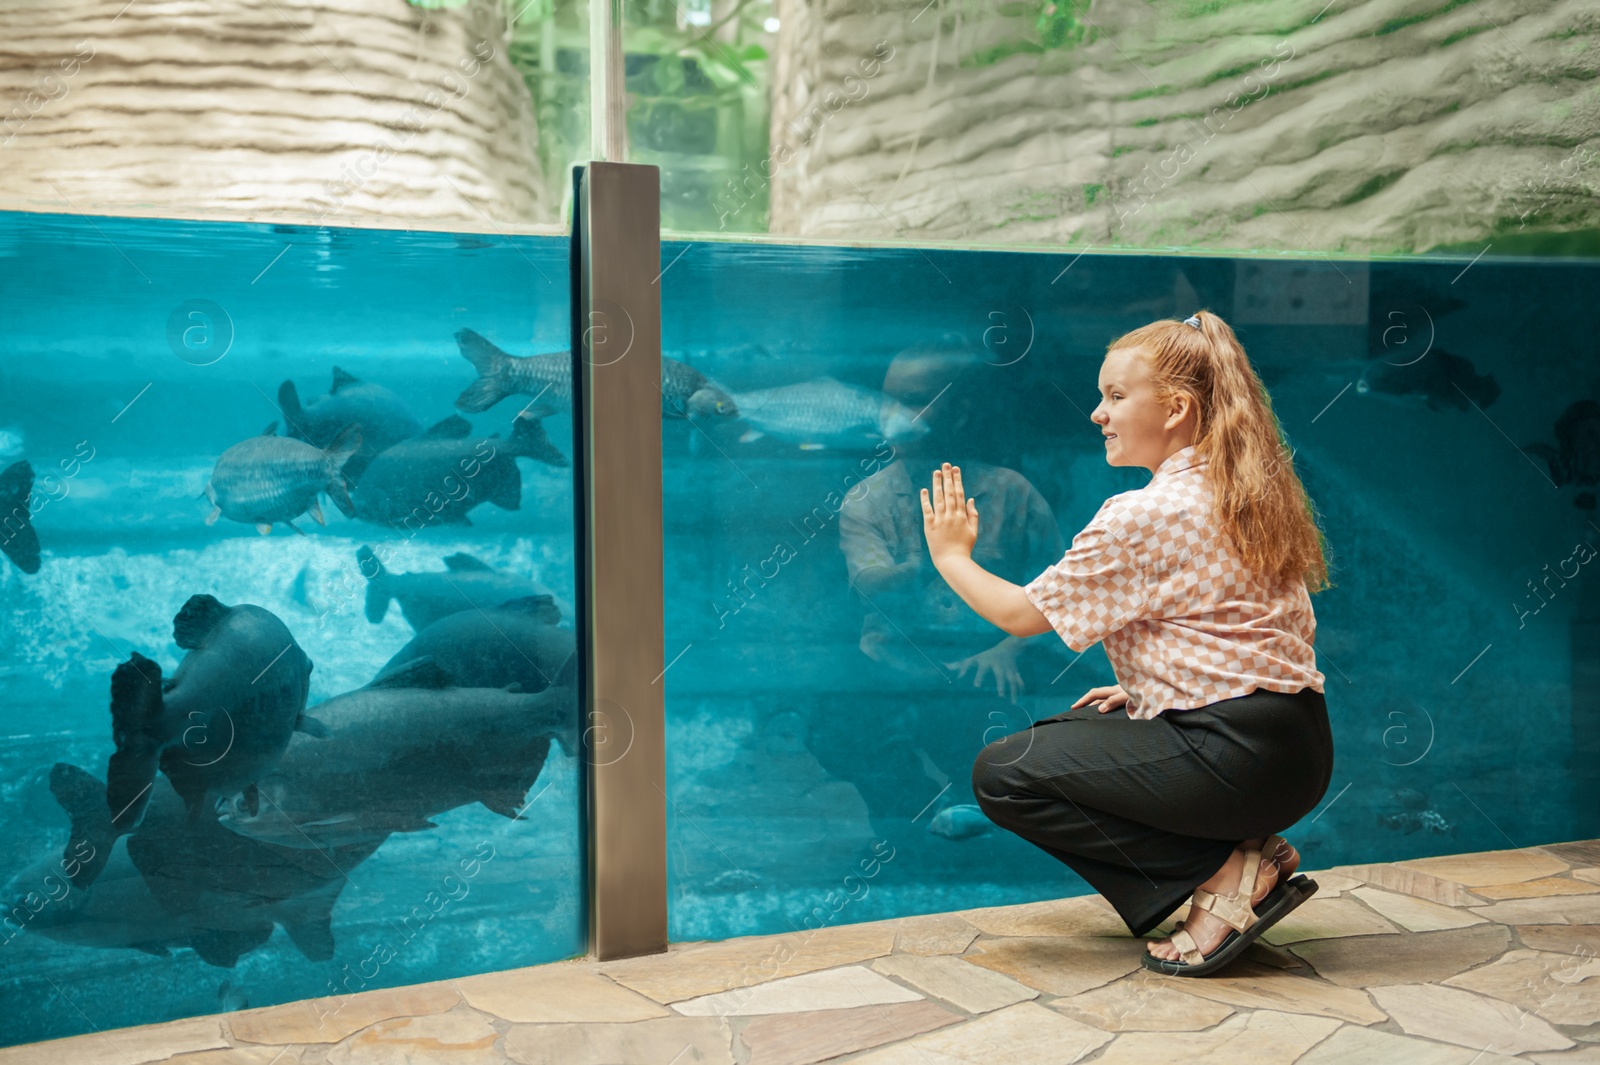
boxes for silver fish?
[728,377,929,450]
[278,367,424,483]
[105,595,322,837]
[373,594,573,694]
[928,804,993,841]
[356,546,561,631]
[204,422,360,535]
[215,656,575,850]
[453,328,738,421]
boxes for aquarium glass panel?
[660,240,1600,940]
[0,211,583,1048]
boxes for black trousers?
[971,685,1334,937]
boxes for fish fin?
[307,498,326,526]
[276,887,340,962]
[497,594,562,625]
[132,943,173,957]
[799,442,827,451]
[189,927,272,969]
[0,460,41,574]
[323,424,363,471]
[283,520,307,537]
[48,762,116,889]
[509,414,568,467]
[329,366,361,393]
[296,713,331,738]
[356,545,391,623]
[256,523,273,535]
[425,414,474,439]
[479,789,528,820]
[443,553,493,572]
[276,380,307,440]
[400,818,441,833]
[739,429,764,443]
[107,652,165,832]
[454,328,514,413]
[368,655,454,690]
[174,594,231,650]
[490,464,524,511]
[261,421,278,436]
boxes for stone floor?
[4,839,1599,1064]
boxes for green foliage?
[1083,182,1103,205]
[1374,0,1473,36]
[1036,0,1093,50]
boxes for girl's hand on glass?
[1072,684,1130,714]
[920,463,979,565]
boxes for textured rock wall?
[0,0,550,226]
[768,0,1600,254]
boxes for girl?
[920,310,1333,976]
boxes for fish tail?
[509,414,569,468]
[323,426,362,518]
[277,380,308,441]
[107,652,165,832]
[454,329,515,413]
[0,460,40,574]
[356,545,391,623]
[47,762,116,890]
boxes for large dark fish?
[215,656,576,850]
[0,459,40,573]
[1522,399,1600,510]
[356,545,561,630]
[728,377,929,450]
[373,595,574,693]
[12,765,376,966]
[278,367,424,483]
[352,414,566,527]
[106,595,322,838]
[204,423,361,535]
[453,328,738,421]
[1356,349,1499,412]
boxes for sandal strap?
[1236,844,1263,899]
[1167,927,1207,967]
[1192,887,1258,933]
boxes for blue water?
[1,207,1597,1047]
[0,212,584,1047]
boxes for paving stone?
[325,1008,502,1065]
[598,923,897,1004]
[1473,877,1600,900]
[961,935,1141,997]
[1334,863,1477,906]
[1369,983,1574,1054]
[1400,848,1569,887]
[1542,840,1600,866]
[672,964,923,1016]
[229,982,462,1044]
[1575,868,1600,885]
[503,1015,736,1065]
[1088,1009,1338,1063]
[1302,872,1363,895]
[1046,976,1234,1032]
[167,1050,304,1064]
[845,1001,1113,1064]
[1289,922,1510,987]
[453,965,669,1023]
[0,1017,230,1065]
[737,999,962,1065]
[1518,924,1600,956]
[1174,960,1386,1024]
[1348,885,1487,932]
[1258,897,1402,945]
[871,952,1036,1013]
[1444,948,1600,1026]
[1301,1024,1524,1064]
[1523,1047,1600,1064]
[1470,895,1600,925]
[890,912,981,955]
[954,893,1129,938]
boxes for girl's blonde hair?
[1108,310,1331,594]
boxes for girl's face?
[1092,346,1193,470]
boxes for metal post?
[573,160,666,960]
[589,0,628,162]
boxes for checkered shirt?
[1023,445,1325,719]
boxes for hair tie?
[1183,315,1202,329]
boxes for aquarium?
[656,239,1600,940]
[0,210,584,1048]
